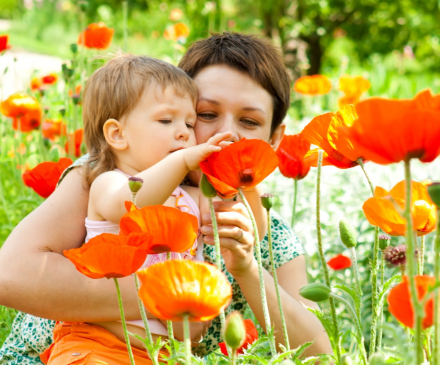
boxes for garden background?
[1,0,440,363]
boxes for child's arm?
[89,132,231,224]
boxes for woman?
[0,33,332,363]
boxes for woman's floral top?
[0,156,304,364]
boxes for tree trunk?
[307,34,323,75]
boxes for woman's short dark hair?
[178,32,291,134]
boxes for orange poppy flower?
[42,119,66,140]
[68,85,82,98]
[1,93,42,132]
[78,22,114,50]
[137,260,232,321]
[64,232,152,279]
[219,319,259,356]
[22,158,73,198]
[327,254,352,270]
[0,35,10,52]
[294,75,332,96]
[276,134,311,180]
[301,106,363,169]
[120,205,197,253]
[41,73,58,85]
[363,180,437,237]
[200,139,279,199]
[338,75,370,107]
[31,77,43,91]
[334,89,440,164]
[164,23,190,41]
[65,128,84,157]
[387,275,435,329]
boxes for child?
[41,54,232,365]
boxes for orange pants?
[40,322,168,365]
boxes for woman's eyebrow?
[198,97,220,105]
[242,106,266,115]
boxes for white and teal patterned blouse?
[0,155,304,364]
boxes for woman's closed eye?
[197,112,217,121]
[241,119,260,128]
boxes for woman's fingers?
[202,211,252,233]
[211,200,250,218]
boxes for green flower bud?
[200,174,217,198]
[224,312,246,350]
[428,182,440,210]
[379,234,391,250]
[369,353,386,365]
[70,43,78,54]
[299,282,331,302]
[341,354,353,365]
[128,177,143,193]
[260,193,277,211]
[339,219,357,248]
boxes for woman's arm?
[201,199,333,357]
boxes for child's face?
[121,85,197,172]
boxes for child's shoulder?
[90,170,128,193]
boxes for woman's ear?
[103,119,128,151]
[269,123,286,151]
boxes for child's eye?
[159,119,172,124]
[186,123,194,129]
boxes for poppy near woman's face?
[276,134,311,180]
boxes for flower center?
[239,168,254,185]
[150,244,171,253]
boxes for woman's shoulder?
[57,153,90,187]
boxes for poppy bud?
[200,173,217,198]
[384,245,406,266]
[72,95,81,105]
[260,193,277,211]
[341,354,353,365]
[379,234,391,250]
[224,311,246,351]
[299,282,331,302]
[369,353,386,365]
[339,219,357,248]
[128,177,143,193]
[78,1,88,12]
[427,182,440,210]
[70,43,78,54]
[59,107,66,116]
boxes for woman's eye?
[198,113,217,120]
[159,119,172,124]
[241,119,259,127]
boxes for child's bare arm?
[90,132,231,223]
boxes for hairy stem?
[433,211,440,365]
[291,178,298,228]
[377,251,386,350]
[166,252,175,356]
[184,315,191,365]
[418,236,425,275]
[349,247,363,325]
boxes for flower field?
[1,2,440,364]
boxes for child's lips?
[169,147,185,153]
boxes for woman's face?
[193,65,285,148]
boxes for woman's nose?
[216,116,240,142]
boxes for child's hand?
[182,131,232,171]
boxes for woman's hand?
[201,200,256,277]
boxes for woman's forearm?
[234,260,333,356]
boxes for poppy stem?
[316,150,341,362]
[418,236,425,275]
[291,178,298,228]
[166,252,176,357]
[404,160,424,365]
[349,247,363,326]
[113,278,136,365]
[230,349,237,365]
[183,315,191,365]
[208,197,227,333]
[433,211,440,365]
[238,189,276,356]
[358,159,380,353]
[377,250,386,350]
[133,273,158,365]
[266,206,290,351]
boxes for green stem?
[166,252,176,357]
[238,189,276,355]
[267,208,290,351]
[230,349,236,365]
[404,160,423,365]
[208,197,226,332]
[184,315,191,365]
[291,178,298,228]
[113,278,136,365]
[329,294,368,365]
[316,150,341,362]
[358,158,380,353]
[377,251,386,350]
[433,211,440,365]
[349,247,363,326]
[418,236,425,275]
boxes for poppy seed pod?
[200,173,217,198]
[70,43,78,54]
[299,282,331,302]
[128,176,143,193]
[379,234,391,250]
[427,182,440,209]
[260,193,276,211]
[224,312,246,350]
[384,245,407,266]
[341,354,353,365]
[339,219,357,248]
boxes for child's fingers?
[206,131,232,145]
[219,141,233,148]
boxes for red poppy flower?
[200,139,279,199]
[0,35,11,52]
[1,93,42,132]
[65,128,84,157]
[387,275,435,329]
[276,134,311,180]
[78,22,114,49]
[294,75,332,96]
[301,107,363,169]
[22,158,73,198]
[120,205,198,253]
[31,77,43,91]
[64,232,152,279]
[335,89,440,164]
[42,119,67,140]
[219,319,259,356]
[327,254,352,270]
[41,73,58,85]
[137,260,232,321]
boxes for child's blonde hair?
[83,53,198,187]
